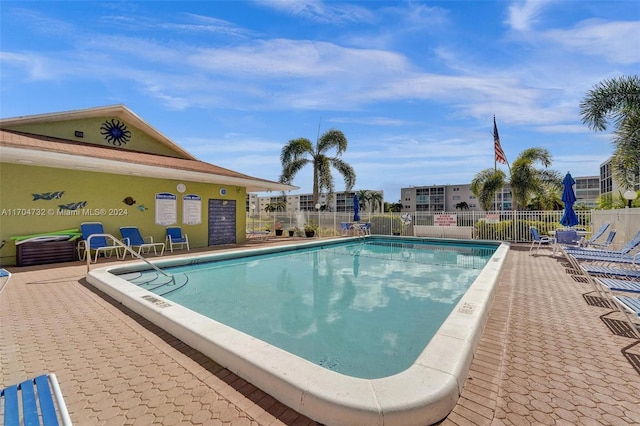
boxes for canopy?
[353,194,360,222]
[560,172,579,227]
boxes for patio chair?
[0,268,11,294]
[1,373,72,426]
[120,226,165,257]
[80,222,122,263]
[553,229,580,255]
[359,222,372,235]
[340,222,351,236]
[166,226,189,252]
[529,226,553,254]
[583,223,610,247]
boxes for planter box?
[16,240,78,267]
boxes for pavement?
[1,242,640,425]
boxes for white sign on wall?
[434,214,457,227]
[183,194,202,225]
[155,192,177,225]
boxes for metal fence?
[247,207,640,244]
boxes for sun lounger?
[565,229,640,257]
[613,295,640,339]
[120,226,165,257]
[583,223,610,247]
[80,222,123,263]
[1,373,72,426]
[580,264,640,279]
[0,268,11,294]
[596,277,640,294]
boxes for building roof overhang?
[0,129,297,193]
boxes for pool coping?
[86,236,510,426]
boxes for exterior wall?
[249,190,384,213]
[3,117,186,158]
[0,163,247,266]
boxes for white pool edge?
[86,238,510,426]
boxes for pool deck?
[2,240,640,425]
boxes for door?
[208,199,236,245]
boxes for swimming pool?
[87,236,509,425]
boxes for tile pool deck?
[1,241,640,425]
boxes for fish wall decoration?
[58,201,88,211]
[33,191,65,201]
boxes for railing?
[247,208,639,243]
[85,233,172,278]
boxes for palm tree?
[580,75,640,190]
[356,189,371,212]
[279,129,356,205]
[369,192,384,213]
[510,148,561,210]
[470,169,507,211]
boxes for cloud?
[253,0,374,24]
[544,19,640,64]
[506,0,553,32]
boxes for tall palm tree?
[279,129,356,205]
[369,191,384,213]
[510,148,561,210]
[355,189,371,212]
[580,75,640,189]
[470,169,507,211]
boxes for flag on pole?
[494,116,507,165]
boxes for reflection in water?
[121,239,495,379]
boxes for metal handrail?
[85,233,171,278]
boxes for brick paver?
[2,243,639,425]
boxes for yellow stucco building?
[0,105,296,266]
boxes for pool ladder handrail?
[85,233,172,279]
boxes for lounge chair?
[80,222,122,263]
[595,277,640,294]
[583,223,610,247]
[581,264,640,279]
[120,226,165,257]
[340,222,351,236]
[166,226,189,252]
[529,226,553,254]
[589,230,617,249]
[359,222,372,235]
[1,373,72,426]
[613,295,640,339]
[566,229,640,257]
[0,268,11,294]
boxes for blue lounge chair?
[613,295,640,339]
[583,223,610,247]
[580,264,640,279]
[566,229,640,258]
[80,222,122,263]
[0,268,11,294]
[1,373,72,426]
[166,226,189,252]
[120,226,165,257]
[529,226,553,254]
[589,230,616,249]
[596,277,640,294]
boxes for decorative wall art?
[32,191,65,201]
[100,119,131,146]
[123,196,136,206]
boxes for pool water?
[119,239,496,379]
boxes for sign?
[183,194,202,225]
[155,192,177,225]
[484,214,500,224]
[434,214,457,227]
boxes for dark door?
[208,199,236,245]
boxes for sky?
[1,1,639,203]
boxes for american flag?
[494,117,507,165]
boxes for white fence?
[247,207,640,244]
